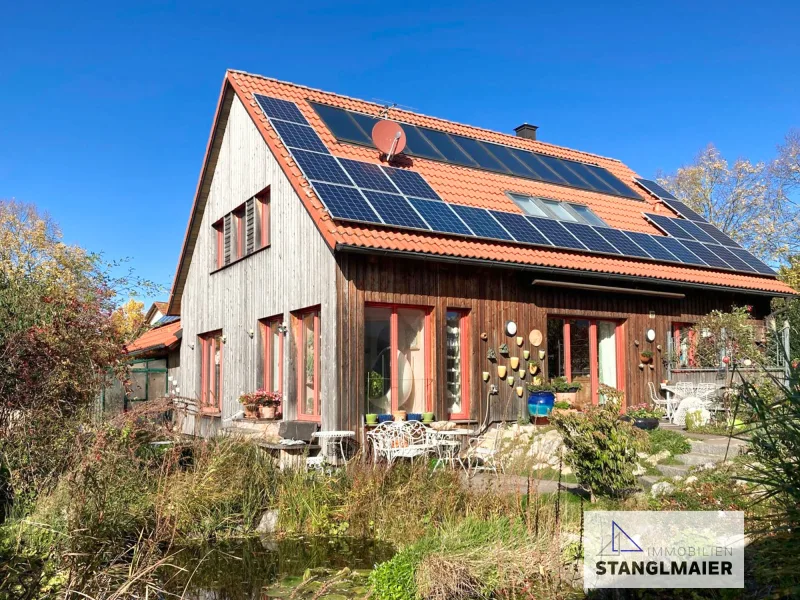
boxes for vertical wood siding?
[178,95,338,434]
[336,253,773,429]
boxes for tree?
[111,298,147,343]
[657,144,798,262]
[774,128,800,191]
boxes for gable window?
[261,316,284,393]
[506,192,607,226]
[199,330,223,413]
[364,304,430,416]
[212,187,271,270]
[445,309,470,419]
[296,307,320,420]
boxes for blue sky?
[2,1,798,306]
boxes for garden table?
[432,429,474,472]
[312,430,355,463]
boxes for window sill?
[200,410,222,417]
[211,244,270,274]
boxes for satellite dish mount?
[371,118,407,162]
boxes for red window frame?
[445,309,470,420]
[261,316,284,394]
[672,322,696,368]
[232,203,246,260]
[199,330,223,413]
[258,190,271,248]
[550,317,626,407]
[365,303,432,414]
[295,307,321,421]
[213,219,224,269]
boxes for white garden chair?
[366,421,437,465]
[648,381,675,421]
[674,381,696,399]
[466,423,506,477]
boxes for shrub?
[648,429,691,456]
[551,394,644,501]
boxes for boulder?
[256,509,280,534]
[684,476,698,485]
[650,481,675,497]
[645,450,671,466]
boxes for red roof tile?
[170,70,795,305]
[126,320,181,355]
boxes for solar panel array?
[254,94,776,278]
[309,101,642,201]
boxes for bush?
[648,429,691,455]
[551,395,644,501]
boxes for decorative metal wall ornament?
[506,321,517,336]
[499,343,509,355]
[487,348,497,361]
[530,329,543,346]
[529,363,539,375]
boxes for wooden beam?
[531,279,685,299]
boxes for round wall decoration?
[530,329,543,347]
[646,328,656,342]
[506,321,517,336]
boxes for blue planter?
[407,413,422,422]
[377,414,393,423]
[528,391,555,418]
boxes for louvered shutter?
[223,213,232,265]
[246,198,256,254]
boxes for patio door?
[546,318,624,405]
[364,304,430,416]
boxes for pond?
[159,536,395,599]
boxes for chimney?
[514,123,538,141]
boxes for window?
[445,310,470,419]
[364,304,430,416]
[212,188,271,270]
[547,318,623,406]
[296,308,320,419]
[126,359,168,403]
[261,316,284,393]
[199,331,223,412]
[506,192,607,227]
[671,323,696,368]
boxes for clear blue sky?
[2,1,798,306]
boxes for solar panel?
[653,237,706,266]
[694,222,740,248]
[409,198,472,236]
[362,190,430,230]
[271,120,329,154]
[703,244,757,273]
[645,214,693,240]
[681,240,731,269]
[672,220,717,244]
[291,149,351,185]
[635,178,677,200]
[586,165,638,199]
[568,162,619,196]
[254,94,308,125]
[451,205,513,241]
[383,167,441,200]
[662,199,707,223]
[594,228,650,258]
[490,211,551,246]
[561,222,621,254]
[527,217,587,250]
[625,232,677,261]
[339,158,397,192]
[311,183,380,223]
[727,247,776,276]
[309,102,372,145]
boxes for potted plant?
[238,392,260,419]
[526,382,555,418]
[639,350,654,364]
[551,399,577,416]
[552,376,582,406]
[368,371,385,400]
[365,413,379,425]
[260,391,282,419]
[393,410,407,422]
[621,403,663,430]
[422,411,435,424]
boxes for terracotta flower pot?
[259,405,276,420]
[555,392,577,406]
[244,403,259,419]
[639,353,653,364]
[393,410,407,422]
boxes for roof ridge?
[227,69,625,165]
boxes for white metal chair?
[366,421,437,465]
[466,423,506,476]
[648,381,674,420]
[674,381,696,399]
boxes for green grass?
[648,428,691,455]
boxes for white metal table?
[433,429,474,472]
[312,430,355,463]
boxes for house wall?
[177,94,338,435]
[335,252,774,430]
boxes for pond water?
[159,536,395,600]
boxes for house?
[145,301,171,326]
[165,69,794,437]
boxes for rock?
[650,481,675,497]
[698,462,717,471]
[637,452,649,459]
[645,450,671,466]
[684,476,698,484]
[673,476,683,482]
[256,509,279,534]
[633,463,647,476]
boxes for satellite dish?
[372,120,406,160]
